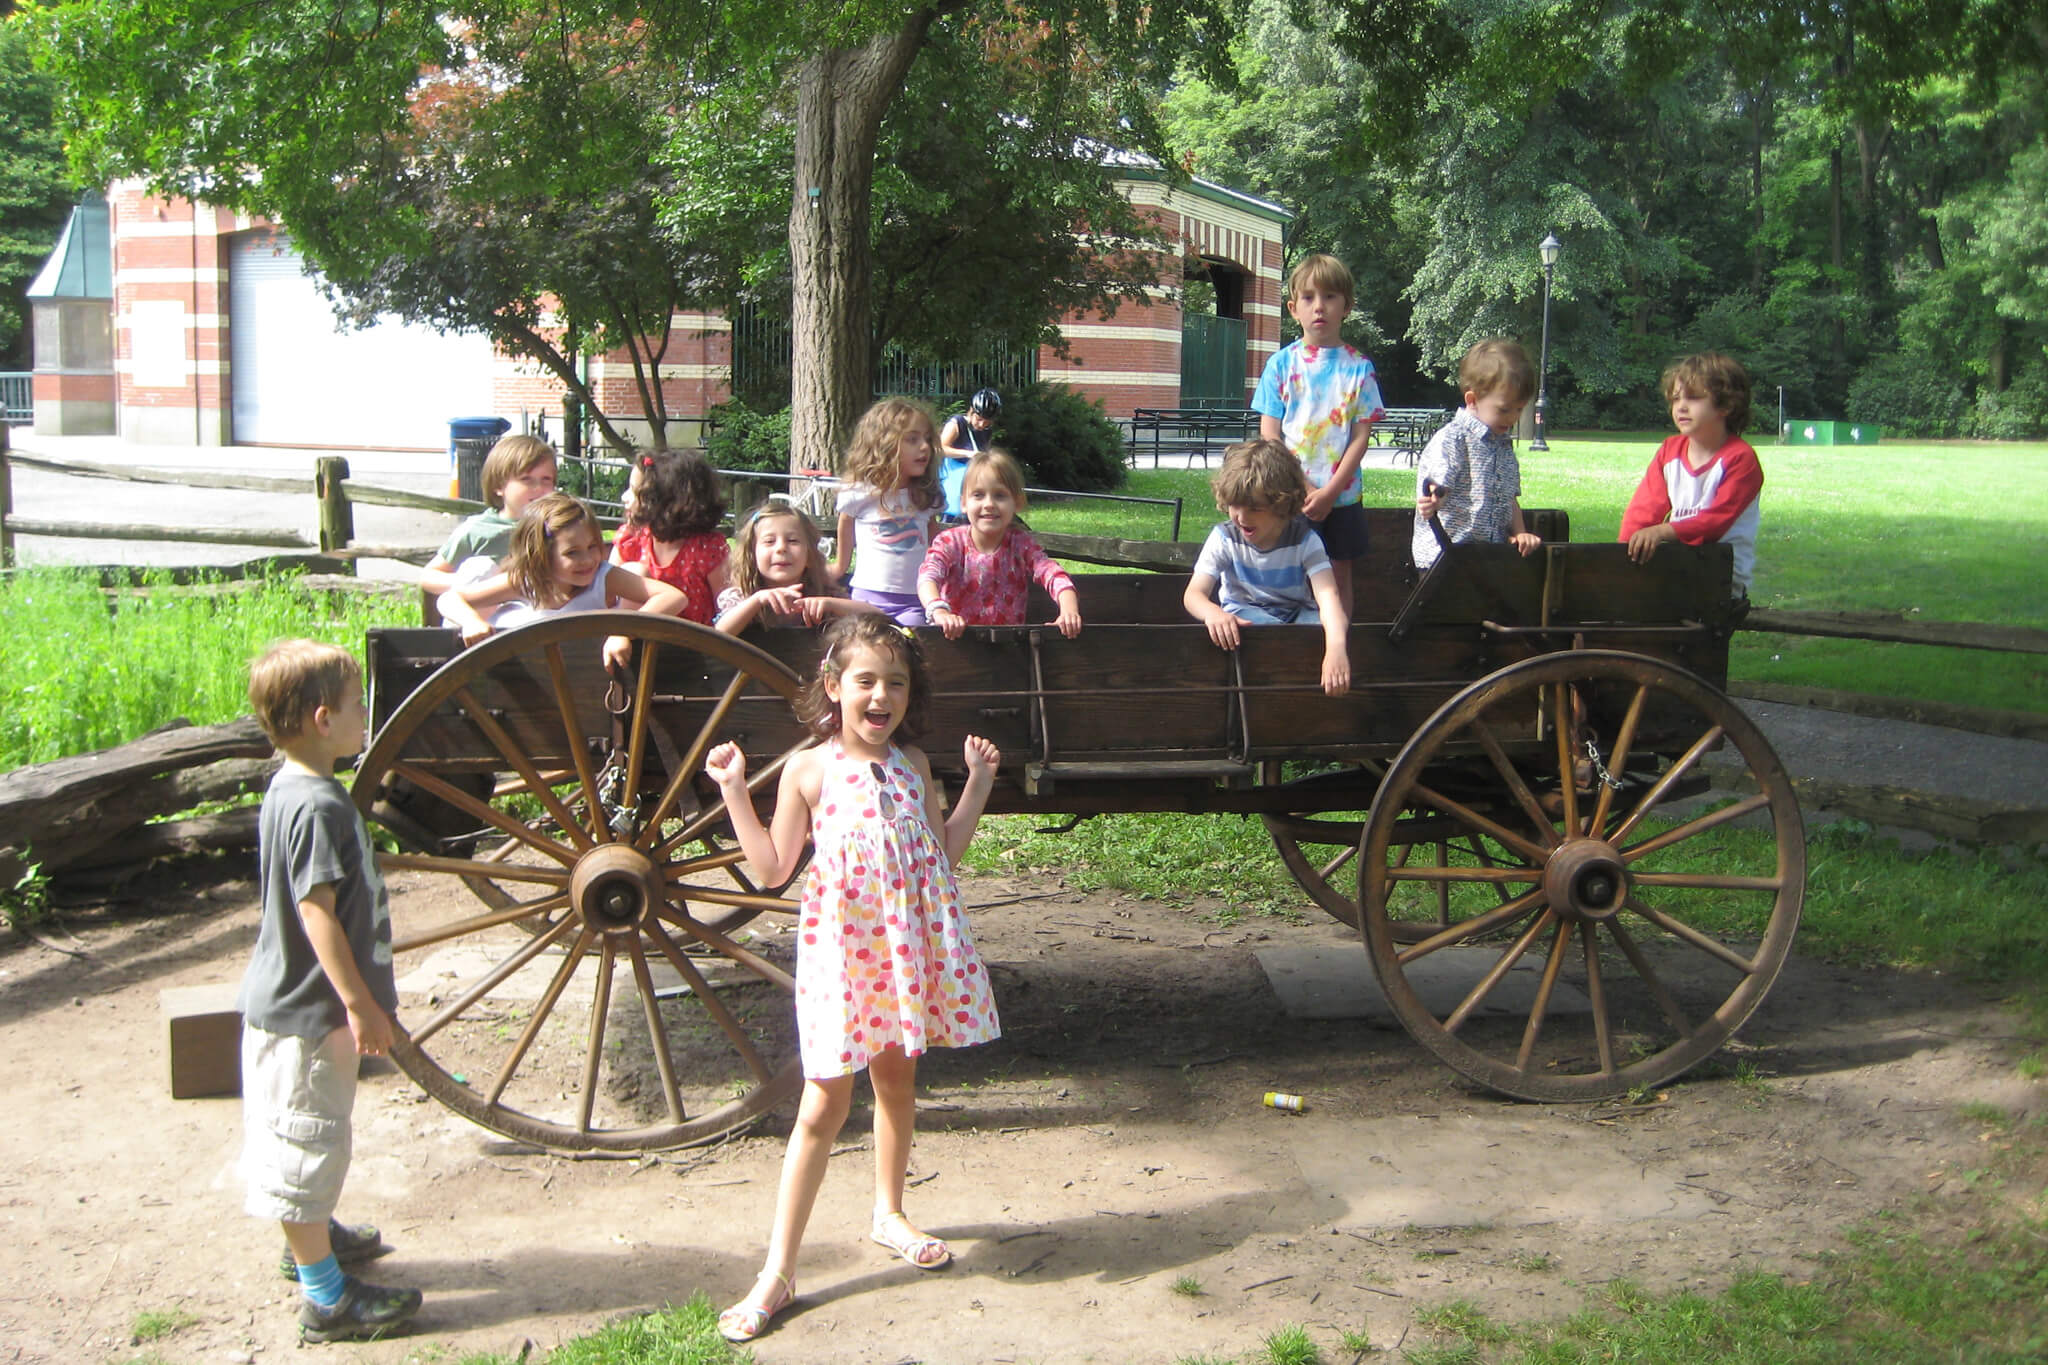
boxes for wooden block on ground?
[161,983,242,1099]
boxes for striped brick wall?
[108,182,247,444]
[1040,178,1289,418]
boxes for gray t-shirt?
[436,507,519,567]
[238,767,398,1038]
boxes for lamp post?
[1530,233,1561,452]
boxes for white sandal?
[717,1269,795,1343]
[871,1210,952,1269]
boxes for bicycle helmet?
[969,388,1002,418]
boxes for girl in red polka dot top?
[704,613,1001,1342]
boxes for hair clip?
[896,625,916,641]
[641,454,655,468]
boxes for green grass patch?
[1257,1322,1322,1365]
[538,1295,748,1364]
[0,569,416,770]
[127,1308,198,1342]
[961,810,1306,917]
[1029,438,2048,712]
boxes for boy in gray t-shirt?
[240,640,421,1342]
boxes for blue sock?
[297,1254,345,1309]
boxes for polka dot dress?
[795,739,1000,1079]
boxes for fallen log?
[59,808,262,873]
[0,718,277,880]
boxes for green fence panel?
[1180,313,1247,407]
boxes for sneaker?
[298,1274,422,1343]
[279,1219,387,1281]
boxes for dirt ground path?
[2,861,2035,1365]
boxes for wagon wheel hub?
[1543,837,1628,923]
[570,842,661,935]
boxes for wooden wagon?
[357,507,1801,1151]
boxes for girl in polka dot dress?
[703,613,1001,1343]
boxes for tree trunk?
[1749,85,1770,290]
[786,18,938,475]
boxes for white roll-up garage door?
[229,231,496,449]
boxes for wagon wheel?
[354,612,810,1150]
[1264,765,1501,942]
[1359,650,1804,1102]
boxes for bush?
[1845,352,1969,438]
[1964,363,2048,440]
[989,381,1128,492]
[704,400,794,473]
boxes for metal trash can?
[448,416,512,500]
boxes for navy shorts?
[1310,502,1370,562]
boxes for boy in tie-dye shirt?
[1252,253,1387,620]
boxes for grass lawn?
[1028,435,2048,714]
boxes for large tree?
[668,13,1169,408]
[0,1,73,368]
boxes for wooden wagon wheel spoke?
[544,642,611,843]
[390,760,579,866]
[1360,650,1804,1103]
[379,852,570,887]
[1395,886,1548,966]
[1586,683,1649,838]
[1471,717,1559,850]
[360,613,809,1152]
[1386,864,1542,885]
[1580,923,1617,1077]
[409,915,582,1047]
[1631,871,1782,892]
[1607,724,1725,847]
[654,903,799,993]
[392,893,568,955]
[651,741,811,866]
[1514,920,1577,1071]
[1604,918,1693,1036]
[645,919,777,1085]
[660,882,804,917]
[663,844,750,878]
[620,641,661,824]
[450,684,593,852]
[1550,680,1581,837]
[1620,792,1772,862]
[636,669,750,847]
[1623,896,1760,974]
[1442,907,1557,1033]
[481,925,597,1106]
[577,941,618,1135]
[1455,836,1518,905]
[1407,780,1553,865]
[624,935,687,1125]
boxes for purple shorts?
[852,587,927,627]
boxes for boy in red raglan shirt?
[1620,352,1763,598]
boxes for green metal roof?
[28,192,112,300]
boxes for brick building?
[90,170,1288,451]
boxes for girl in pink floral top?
[915,451,1082,639]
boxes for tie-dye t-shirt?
[1252,341,1388,506]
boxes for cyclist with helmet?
[938,388,1001,523]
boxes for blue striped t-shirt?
[1194,516,1331,618]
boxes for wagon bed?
[358,508,1801,1149]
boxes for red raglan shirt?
[1618,434,1763,593]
